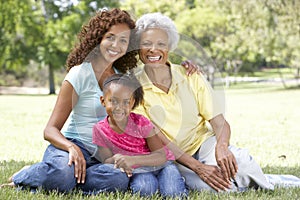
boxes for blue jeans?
[12,138,129,194]
[130,161,188,197]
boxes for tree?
[175,0,300,75]
[39,0,120,94]
[121,0,186,21]
[0,0,37,73]
[0,0,120,93]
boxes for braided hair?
[103,74,144,110]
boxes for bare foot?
[8,165,31,182]
[0,182,15,189]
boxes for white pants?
[176,136,275,192]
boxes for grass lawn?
[0,83,300,199]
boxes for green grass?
[1,85,300,199]
[253,67,298,79]
[227,67,299,79]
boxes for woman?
[3,8,136,194]
[133,12,274,192]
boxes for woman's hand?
[194,162,231,192]
[215,145,238,182]
[181,60,204,76]
[68,144,86,183]
[113,154,133,177]
[209,115,238,183]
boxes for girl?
[93,74,187,197]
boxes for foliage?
[0,0,36,72]
[0,0,120,92]
[120,0,186,20]
[122,0,300,75]
[1,0,300,89]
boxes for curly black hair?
[66,8,138,73]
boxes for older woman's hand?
[181,60,204,76]
[68,144,86,183]
[194,162,231,192]
[209,114,238,183]
[215,145,238,181]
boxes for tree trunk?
[48,64,55,94]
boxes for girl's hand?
[68,144,86,183]
[113,154,133,177]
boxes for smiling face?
[99,23,131,64]
[139,28,169,66]
[101,83,135,127]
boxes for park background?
[0,0,299,199]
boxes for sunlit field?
[0,83,299,199]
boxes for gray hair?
[135,13,179,52]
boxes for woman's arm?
[43,81,86,183]
[155,126,231,192]
[181,60,203,76]
[44,81,76,149]
[209,114,238,182]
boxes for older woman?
[133,12,274,192]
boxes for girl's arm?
[94,146,114,164]
[113,129,167,169]
[136,129,167,166]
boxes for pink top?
[93,112,175,160]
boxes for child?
[92,74,187,197]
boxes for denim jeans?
[129,161,188,197]
[12,138,129,194]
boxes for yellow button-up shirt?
[134,63,224,155]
